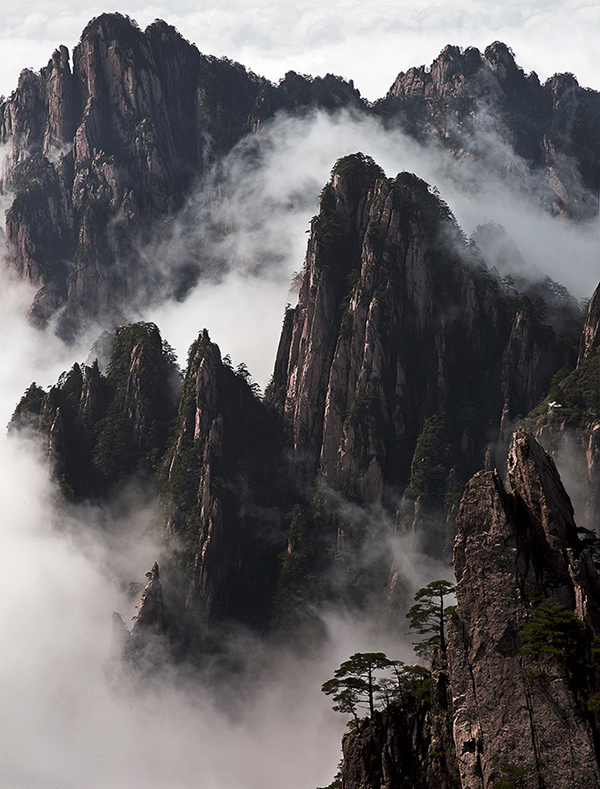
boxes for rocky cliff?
[10,321,179,497]
[11,157,586,633]
[378,42,599,218]
[269,154,578,525]
[1,18,596,329]
[521,283,600,532]
[340,430,600,788]
[0,13,365,329]
[160,329,292,629]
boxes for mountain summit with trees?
[2,13,599,789]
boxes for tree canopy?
[321,652,433,725]
[406,579,456,658]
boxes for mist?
[1,1,599,102]
[0,402,443,787]
[0,61,598,788]
[0,267,447,788]
[140,106,598,389]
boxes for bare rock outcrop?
[579,283,600,367]
[380,42,599,218]
[0,13,365,329]
[269,155,572,525]
[341,657,459,789]
[9,321,178,498]
[162,329,290,628]
[132,562,165,634]
[448,429,600,787]
[341,430,600,787]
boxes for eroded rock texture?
[341,430,600,788]
[1,19,597,329]
[10,321,179,498]
[269,155,575,522]
[448,429,600,787]
[162,330,291,628]
[341,656,459,789]
[133,562,166,635]
[379,42,599,218]
[0,13,364,328]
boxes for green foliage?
[272,504,325,633]
[378,662,434,707]
[524,347,599,433]
[493,762,531,789]
[576,526,600,570]
[393,172,455,232]
[9,383,46,430]
[519,604,586,672]
[10,322,180,499]
[587,693,600,713]
[343,388,376,428]
[321,652,396,723]
[93,322,177,485]
[311,183,343,267]
[405,415,451,507]
[330,153,385,197]
[407,580,456,658]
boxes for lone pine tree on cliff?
[407,579,456,658]
[321,652,395,724]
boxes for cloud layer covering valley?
[0,6,598,787]
[140,108,598,389]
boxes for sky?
[0,3,598,786]
[0,0,599,101]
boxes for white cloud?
[0,0,598,99]
[0,6,597,785]
[137,107,597,395]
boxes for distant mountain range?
[3,13,600,788]
[1,13,597,329]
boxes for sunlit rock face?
[341,431,600,788]
[1,15,597,330]
[449,429,600,787]
[1,15,213,327]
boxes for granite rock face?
[524,282,600,532]
[9,321,179,498]
[380,42,599,218]
[579,283,600,367]
[341,657,459,789]
[133,562,166,635]
[162,330,291,628]
[0,13,364,329]
[448,429,600,787]
[341,430,600,788]
[269,155,575,522]
[1,20,596,329]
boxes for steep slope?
[10,321,179,498]
[1,21,597,330]
[0,13,364,329]
[10,157,586,635]
[521,282,600,531]
[269,154,576,523]
[377,42,600,218]
[160,330,292,629]
[340,430,600,788]
[449,430,600,787]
